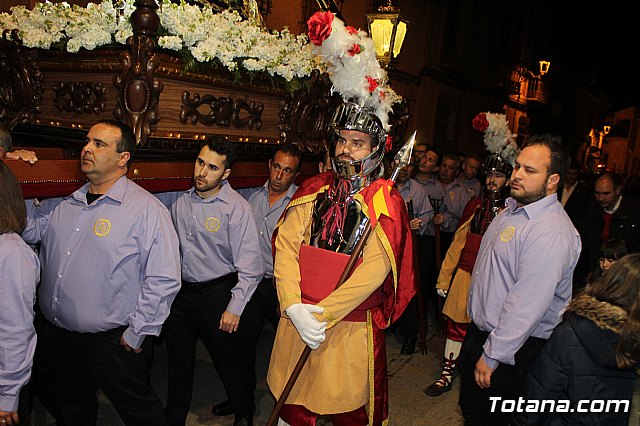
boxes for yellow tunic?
[435,214,473,324]
[267,198,391,414]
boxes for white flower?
[158,35,183,51]
[1,0,320,83]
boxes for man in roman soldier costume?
[266,11,414,424]
[425,153,512,397]
[266,100,415,425]
[424,113,519,398]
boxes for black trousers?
[252,276,280,331]
[398,232,454,339]
[43,322,165,426]
[163,274,263,425]
[458,323,547,426]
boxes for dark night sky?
[548,1,640,110]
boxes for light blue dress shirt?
[237,181,298,278]
[422,177,471,234]
[157,180,264,316]
[22,176,181,350]
[0,233,39,412]
[468,193,581,368]
[397,178,433,235]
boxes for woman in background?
[511,253,640,425]
[574,238,627,295]
[0,161,40,425]
[593,238,628,279]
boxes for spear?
[265,131,417,426]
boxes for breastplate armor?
[310,192,369,255]
[470,188,509,235]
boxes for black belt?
[181,272,237,292]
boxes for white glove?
[285,303,327,350]
[437,288,448,298]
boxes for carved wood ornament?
[53,82,107,115]
[0,29,45,130]
[113,0,163,145]
[278,70,342,154]
[180,91,264,130]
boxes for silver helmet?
[329,102,386,188]
[483,153,513,176]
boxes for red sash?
[298,244,383,322]
[458,232,482,273]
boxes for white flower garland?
[0,0,317,83]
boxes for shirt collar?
[73,175,128,205]
[188,179,232,204]
[259,180,298,201]
[506,192,558,219]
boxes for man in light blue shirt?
[204,144,302,419]
[158,138,264,426]
[459,135,581,425]
[459,153,483,199]
[236,144,302,329]
[394,160,434,354]
[22,120,181,426]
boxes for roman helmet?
[329,102,386,191]
[483,153,514,176]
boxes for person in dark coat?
[577,173,640,281]
[557,161,590,227]
[511,253,640,425]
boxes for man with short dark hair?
[414,145,440,185]
[459,135,581,425]
[426,154,512,397]
[412,143,428,165]
[159,138,264,426]
[579,172,640,280]
[557,160,589,227]
[204,144,303,418]
[22,120,181,425]
[459,153,482,198]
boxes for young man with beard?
[205,145,303,418]
[158,138,264,426]
[425,155,511,397]
[267,102,414,425]
[458,135,581,425]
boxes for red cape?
[457,196,482,232]
[273,172,416,328]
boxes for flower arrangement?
[0,1,134,51]
[306,11,401,131]
[472,112,519,165]
[0,0,318,85]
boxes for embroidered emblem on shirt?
[500,226,515,242]
[449,191,455,200]
[205,217,220,232]
[93,218,111,237]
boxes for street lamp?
[538,60,551,77]
[366,0,408,67]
